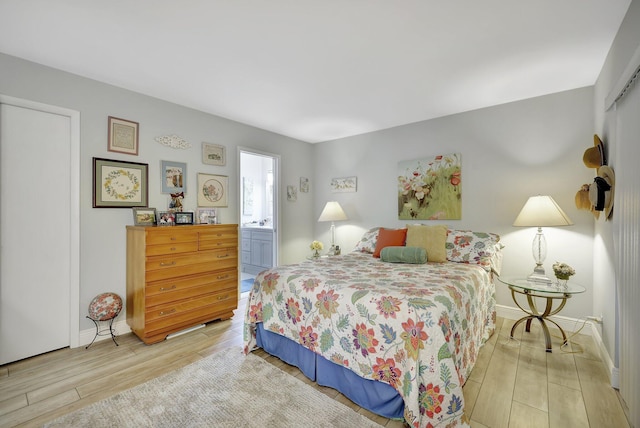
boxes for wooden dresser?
[126,224,238,344]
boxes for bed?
[243,226,502,428]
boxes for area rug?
[44,347,384,428]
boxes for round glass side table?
[498,277,586,352]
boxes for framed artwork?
[175,211,194,225]
[243,177,254,215]
[197,173,228,207]
[300,177,309,193]
[161,160,187,194]
[108,116,139,155]
[93,157,148,208]
[196,208,217,224]
[397,153,461,220]
[157,211,175,226]
[202,142,226,166]
[287,185,297,202]
[132,207,157,226]
[331,176,357,193]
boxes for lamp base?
[527,264,552,284]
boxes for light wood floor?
[0,295,629,428]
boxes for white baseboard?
[78,319,132,348]
[497,304,619,388]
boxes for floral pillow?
[353,227,380,254]
[446,229,501,271]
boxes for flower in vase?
[310,240,324,251]
[552,262,575,280]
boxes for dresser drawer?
[146,241,198,256]
[199,226,238,251]
[145,247,238,274]
[146,229,198,246]
[144,289,238,333]
[146,269,237,307]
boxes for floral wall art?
[398,153,461,220]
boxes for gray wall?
[594,0,640,371]
[0,52,315,332]
[312,87,596,320]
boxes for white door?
[0,101,77,364]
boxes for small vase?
[313,249,320,258]
[555,277,569,289]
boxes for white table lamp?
[318,201,348,255]
[513,195,573,283]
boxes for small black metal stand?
[85,315,119,349]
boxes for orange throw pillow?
[372,228,407,258]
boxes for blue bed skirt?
[255,323,404,419]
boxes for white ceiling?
[0,1,631,143]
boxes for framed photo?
[157,210,175,226]
[196,208,217,224]
[175,211,194,225]
[108,116,139,155]
[287,185,297,201]
[197,173,228,207]
[331,176,357,193]
[93,157,148,208]
[300,177,309,193]
[161,160,187,194]
[202,142,226,166]
[132,207,157,226]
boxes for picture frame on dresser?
[157,211,175,226]
[93,157,149,208]
[196,208,217,224]
[132,207,157,226]
[175,211,194,225]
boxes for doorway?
[238,149,279,294]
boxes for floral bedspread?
[243,252,496,428]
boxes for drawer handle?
[217,294,229,301]
[170,247,177,251]
[217,254,229,259]
[216,233,223,237]
[160,285,177,291]
[170,237,177,241]
[159,309,176,316]
[216,274,229,280]
[160,261,176,267]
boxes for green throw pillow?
[380,246,427,264]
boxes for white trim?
[0,94,81,349]
[605,42,640,110]
[237,146,281,268]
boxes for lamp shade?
[513,195,573,227]
[318,201,348,222]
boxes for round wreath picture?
[103,168,140,200]
[202,178,224,203]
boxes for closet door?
[0,102,73,364]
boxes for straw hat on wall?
[589,165,615,220]
[583,134,606,169]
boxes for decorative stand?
[86,292,123,349]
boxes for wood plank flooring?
[0,295,629,428]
